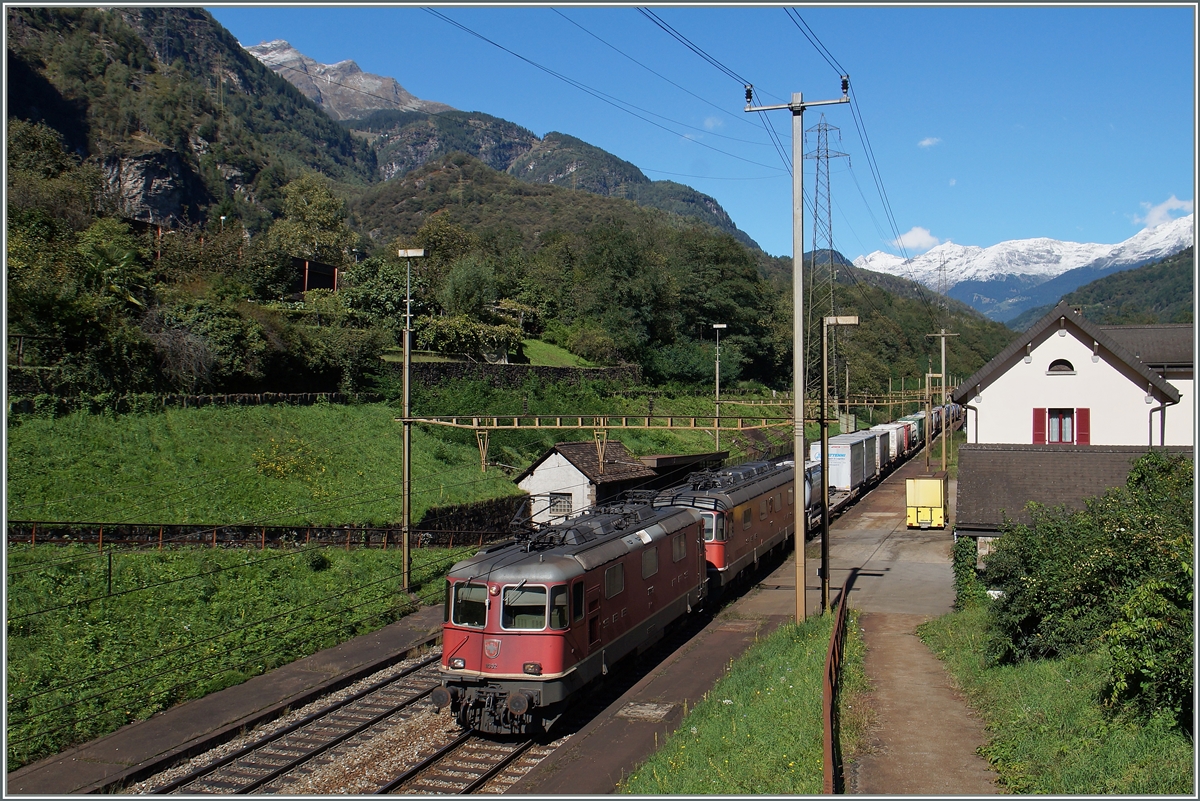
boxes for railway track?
[152,653,444,794]
[376,733,546,794]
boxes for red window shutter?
[1076,408,1090,445]
[1032,408,1047,444]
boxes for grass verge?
[5,543,466,770]
[918,605,1194,794]
[618,609,870,794]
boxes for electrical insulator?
[841,76,849,95]
[745,85,753,105]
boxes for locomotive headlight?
[523,662,543,675]
[449,657,466,669]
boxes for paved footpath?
[828,454,1000,795]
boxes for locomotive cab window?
[451,582,488,628]
[672,533,687,562]
[549,585,569,630]
[502,585,547,630]
[703,513,726,542]
[642,547,658,579]
[605,564,625,598]
[760,499,769,519]
[742,508,752,530]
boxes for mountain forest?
[7,6,1017,406]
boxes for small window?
[572,581,585,622]
[502,585,547,630]
[452,582,488,628]
[549,585,569,630]
[672,533,687,562]
[1047,359,1075,374]
[605,563,625,598]
[548,492,572,517]
[787,488,794,506]
[1048,408,1074,443]
[642,547,659,579]
[742,508,752,530]
[760,499,768,520]
[774,492,782,511]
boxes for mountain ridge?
[854,214,1194,322]
[244,40,455,121]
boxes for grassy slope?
[5,403,521,526]
[5,544,466,769]
[619,610,870,795]
[918,606,1193,794]
[5,397,794,526]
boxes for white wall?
[516,452,595,524]
[964,322,1192,446]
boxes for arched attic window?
[1047,358,1075,375]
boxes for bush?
[951,535,987,610]
[982,451,1193,724]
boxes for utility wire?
[636,8,750,86]
[553,9,766,138]
[424,8,784,173]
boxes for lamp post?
[398,247,427,593]
[713,323,726,453]
[219,215,226,232]
[822,315,858,613]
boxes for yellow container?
[905,477,945,529]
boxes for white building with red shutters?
[950,301,1193,447]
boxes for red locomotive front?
[431,505,707,734]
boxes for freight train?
[430,406,961,734]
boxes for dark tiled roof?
[951,300,1181,405]
[1099,324,1194,367]
[954,443,1193,534]
[514,441,658,486]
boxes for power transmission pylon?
[804,118,849,411]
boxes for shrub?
[951,535,987,610]
[982,451,1193,724]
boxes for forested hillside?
[7,6,1017,406]
[1007,247,1194,329]
[346,111,758,249]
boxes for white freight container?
[810,431,878,491]
[871,423,904,462]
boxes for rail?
[823,566,860,794]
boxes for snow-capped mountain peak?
[854,214,1194,290]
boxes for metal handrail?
[822,567,860,794]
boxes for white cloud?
[703,116,723,131]
[918,137,941,148]
[891,227,940,252]
[1133,195,1193,228]
[948,178,956,186]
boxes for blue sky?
[208,4,1196,261]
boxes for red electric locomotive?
[652,460,797,593]
[431,501,707,734]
